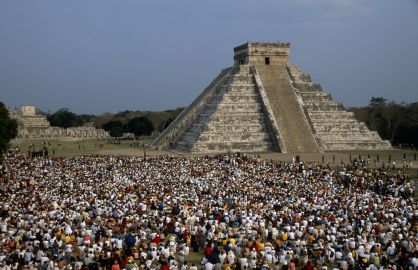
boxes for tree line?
[102,117,154,137]
[349,97,418,147]
[46,108,182,138]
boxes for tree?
[102,120,124,132]
[369,96,387,108]
[47,108,82,128]
[383,102,404,143]
[350,98,418,147]
[127,116,154,137]
[367,97,388,138]
[163,117,175,130]
[0,102,18,156]
[109,126,124,137]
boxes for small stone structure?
[234,42,290,65]
[11,105,108,140]
[152,42,391,153]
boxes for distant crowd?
[0,148,416,270]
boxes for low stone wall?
[12,113,108,140]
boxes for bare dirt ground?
[97,148,418,170]
[12,138,418,171]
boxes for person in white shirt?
[189,264,198,270]
[204,261,214,270]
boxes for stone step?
[196,117,264,125]
[227,86,257,93]
[311,117,357,122]
[175,136,273,149]
[305,103,344,111]
[294,83,322,92]
[208,101,262,107]
[221,96,259,102]
[197,111,263,119]
[322,141,392,150]
[182,131,271,142]
[315,124,366,130]
[189,123,268,133]
[303,100,341,106]
[313,120,367,126]
[24,124,50,127]
[190,141,273,153]
[205,104,262,113]
[218,93,260,102]
[308,111,355,117]
[227,83,255,88]
[223,92,259,98]
[230,75,253,84]
[225,92,258,98]
[298,93,332,102]
[312,120,362,127]
[310,116,356,122]
[314,125,369,133]
[318,133,382,140]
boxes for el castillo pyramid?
[152,42,391,153]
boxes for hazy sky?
[1,0,417,114]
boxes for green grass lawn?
[11,138,153,157]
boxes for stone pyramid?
[152,42,391,153]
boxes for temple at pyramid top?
[151,41,391,153]
[234,42,290,65]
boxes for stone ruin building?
[11,105,108,140]
[152,42,391,153]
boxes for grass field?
[11,138,152,157]
[9,138,418,174]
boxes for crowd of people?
[0,148,416,270]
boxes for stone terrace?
[288,65,391,150]
[172,65,273,153]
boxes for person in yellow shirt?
[63,235,72,244]
[258,241,265,251]
[222,238,228,246]
[281,232,288,241]
[223,259,232,270]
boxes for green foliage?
[115,110,132,117]
[0,102,18,155]
[94,107,183,132]
[109,126,124,137]
[44,107,183,137]
[102,120,124,131]
[47,108,83,128]
[369,96,387,107]
[163,117,175,129]
[127,116,154,137]
[350,97,418,146]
